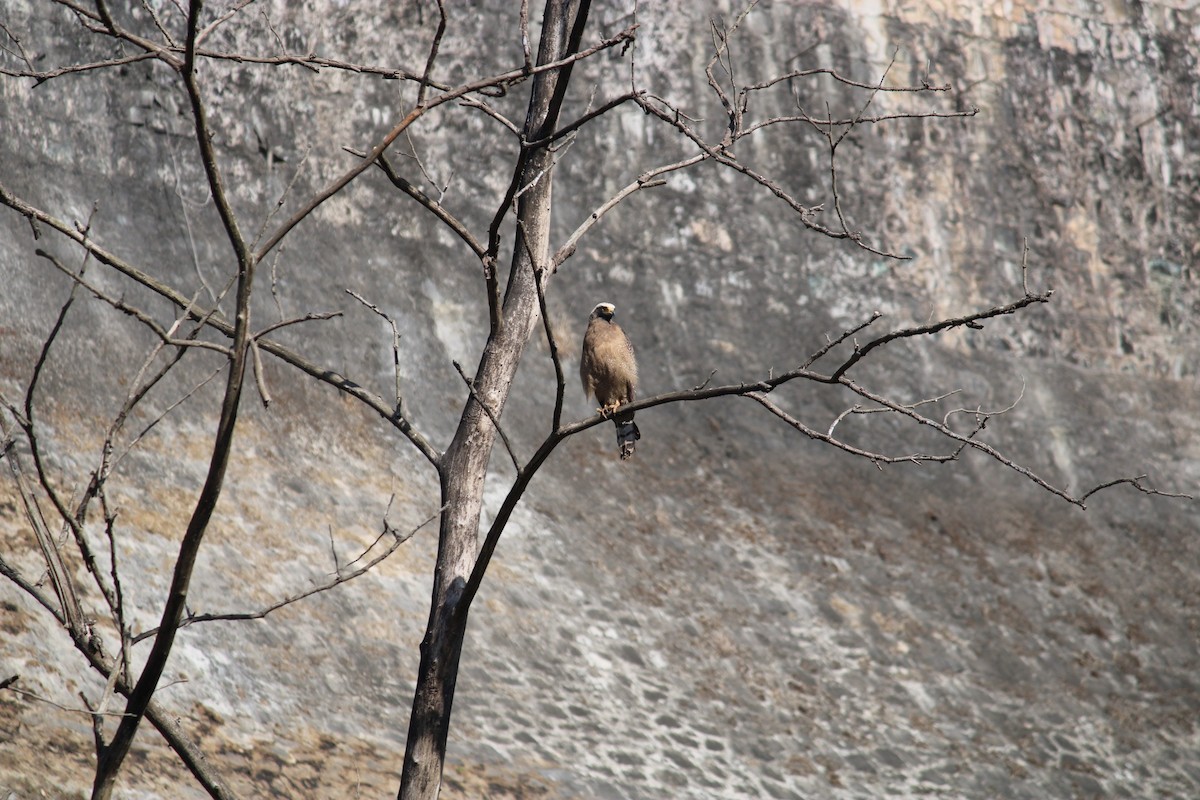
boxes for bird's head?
[591,302,616,321]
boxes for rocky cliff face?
[1,1,1197,799]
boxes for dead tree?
[0,2,1186,799]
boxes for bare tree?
[0,2,1187,799]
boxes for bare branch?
[1,534,237,799]
[343,146,485,260]
[417,0,448,107]
[113,365,225,471]
[942,383,1024,427]
[803,52,900,247]
[251,141,315,259]
[552,153,702,269]
[741,107,978,138]
[195,0,255,49]
[752,392,969,467]
[257,7,316,73]
[0,52,158,84]
[453,360,521,474]
[138,0,177,47]
[838,376,1143,509]
[253,310,343,339]
[188,47,433,82]
[51,0,181,68]
[0,21,36,71]
[692,369,719,391]
[632,35,969,261]
[457,95,522,136]
[258,23,638,264]
[346,289,408,421]
[1080,476,1193,504]
[249,339,271,408]
[402,131,454,200]
[37,249,233,356]
[525,91,642,148]
[746,65,954,94]
[802,311,882,369]
[533,265,566,432]
[518,0,532,71]
[97,488,132,688]
[0,184,442,466]
[133,505,444,641]
[0,549,62,622]
[92,4,262,788]
[633,93,849,244]
[829,288,1053,381]
[1,414,85,634]
[181,8,250,271]
[705,0,759,141]
[4,232,104,640]
[2,684,132,718]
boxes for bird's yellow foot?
[597,402,621,419]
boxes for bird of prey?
[580,302,641,460]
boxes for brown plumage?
[580,302,641,460]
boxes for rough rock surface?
[1,1,1197,799]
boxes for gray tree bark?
[398,2,585,798]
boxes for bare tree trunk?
[398,2,585,797]
[91,4,256,796]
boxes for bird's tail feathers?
[615,419,640,461]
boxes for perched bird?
[580,301,641,460]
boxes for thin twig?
[417,0,448,107]
[346,290,408,420]
[453,360,521,474]
[533,265,566,432]
[827,390,964,438]
[553,154,702,268]
[692,370,719,391]
[253,311,343,338]
[250,339,271,408]
[114,365,225,470]
[137,0,176,47]
[252,141,315,257]
[132,504,445,641]
[802,311,883,369]
[0,52,157,84]
[6,685,133,718]
[36,250,233,356]
[1080,476,1192,504]
[829,289,1053,381]
[457,95,522,136]
[344,147,485,259]
[741,107,977,137]
[519,0,532,71]
[753,393,966,467]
